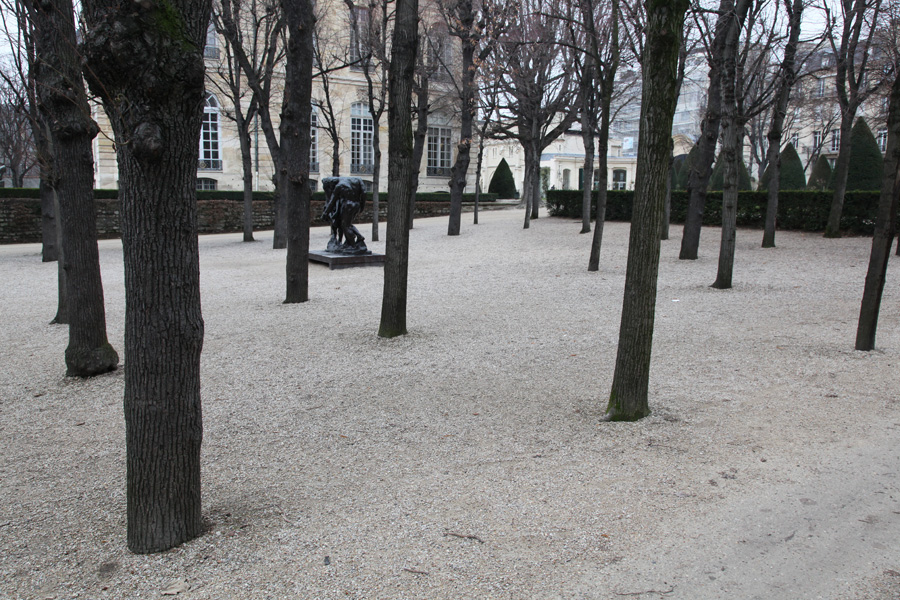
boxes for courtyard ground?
[1,209,898,599]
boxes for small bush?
[807,155,832,190]
[488,158,518,198]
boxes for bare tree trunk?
[33,0,118,377]
[448,16,476,237]
[580,110,595,234]
[606,0,689,422]
[711,0,749,290]
[856,71,900,351]
[379,0,418,338]
[522,154,534,229]
[679,0,735,260]
[409,79,428,230]
[36,129,58,262]
[824,110,854,237]
[762,0,802,248]
[661,151,672,240]
[83,0,208,553]
[282,0,314,304]
[587,92,613,272]
[273,170,288,248]
[473,130,486,225]
[239,127,255,242]
[372,138,381,241]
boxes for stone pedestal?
[308,250,385,270]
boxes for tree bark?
[409,76,429,230]
[679,0,734,260]
[447,1,476,237]
[856,71,900,351]
[378,0,418,338]
[32,0,118,377]
[82,0,208,553]
[587,71,614,272]
[762,0,803,249]
[282,0,315,304]
[711,0,750,290]
[824,110,854,237]
[606,0,688,422]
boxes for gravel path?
[1,208,898,600]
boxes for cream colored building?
[92,2,474,194]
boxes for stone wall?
[0,196,507,244]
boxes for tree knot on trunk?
[132,121,164,160]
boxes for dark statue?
[322,176,370,255]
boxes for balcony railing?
[198,159,222,171]
[351,162,375,174]
[427,166,452,177]
[204,46,220,60]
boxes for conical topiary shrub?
[708,155,752,191]
[759,142,806,190]
[674,145,702,190]
[834,117,883,191]
[488,158,517,199]
[807,154,832,190]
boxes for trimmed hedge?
[488,158,518,198]
[0,188,494,203]
[547,188,881,234]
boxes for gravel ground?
[1,208,899,600]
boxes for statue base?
[308,250,385,270]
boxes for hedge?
[547,188,881,234]
[0,188,495,203]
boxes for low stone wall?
[0,197,510,245]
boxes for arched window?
[199,94,221,171]
[350,102,374,174]
[204,23,219,59]
[196,177,217,191]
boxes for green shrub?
[807,154,832,190]
[547,188,880,234]
[488,158,518,198]
[759,143,806,190]
[709,156,752,190]
[834,117,883,191]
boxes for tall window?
[562,169,570,190]
[790,132,799,149]
[349,6,370,68]
[351,102,374,174]
[204,23,219,59]
[612,169,627,190]
[813,130,822,150]
[830,129,840,152]
[877,129,888,153]
[426,25,453,78]
[813,78,826,98]
[310,111,319,173]
[427,126,453,176]
[199,94,221,170]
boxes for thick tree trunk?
[473,133,486,225]
[856,72,900,351]
[282,0,315,304]
[824,110,855,237]
[679,0,734,260]
[273,171,288,248]
[50,186,67,325]
[33,0,117,376]
[36,132,58,262]
[378,0,418,338]
[606,0,688,422]
[83,0,208,553]
[661,154,672,240]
